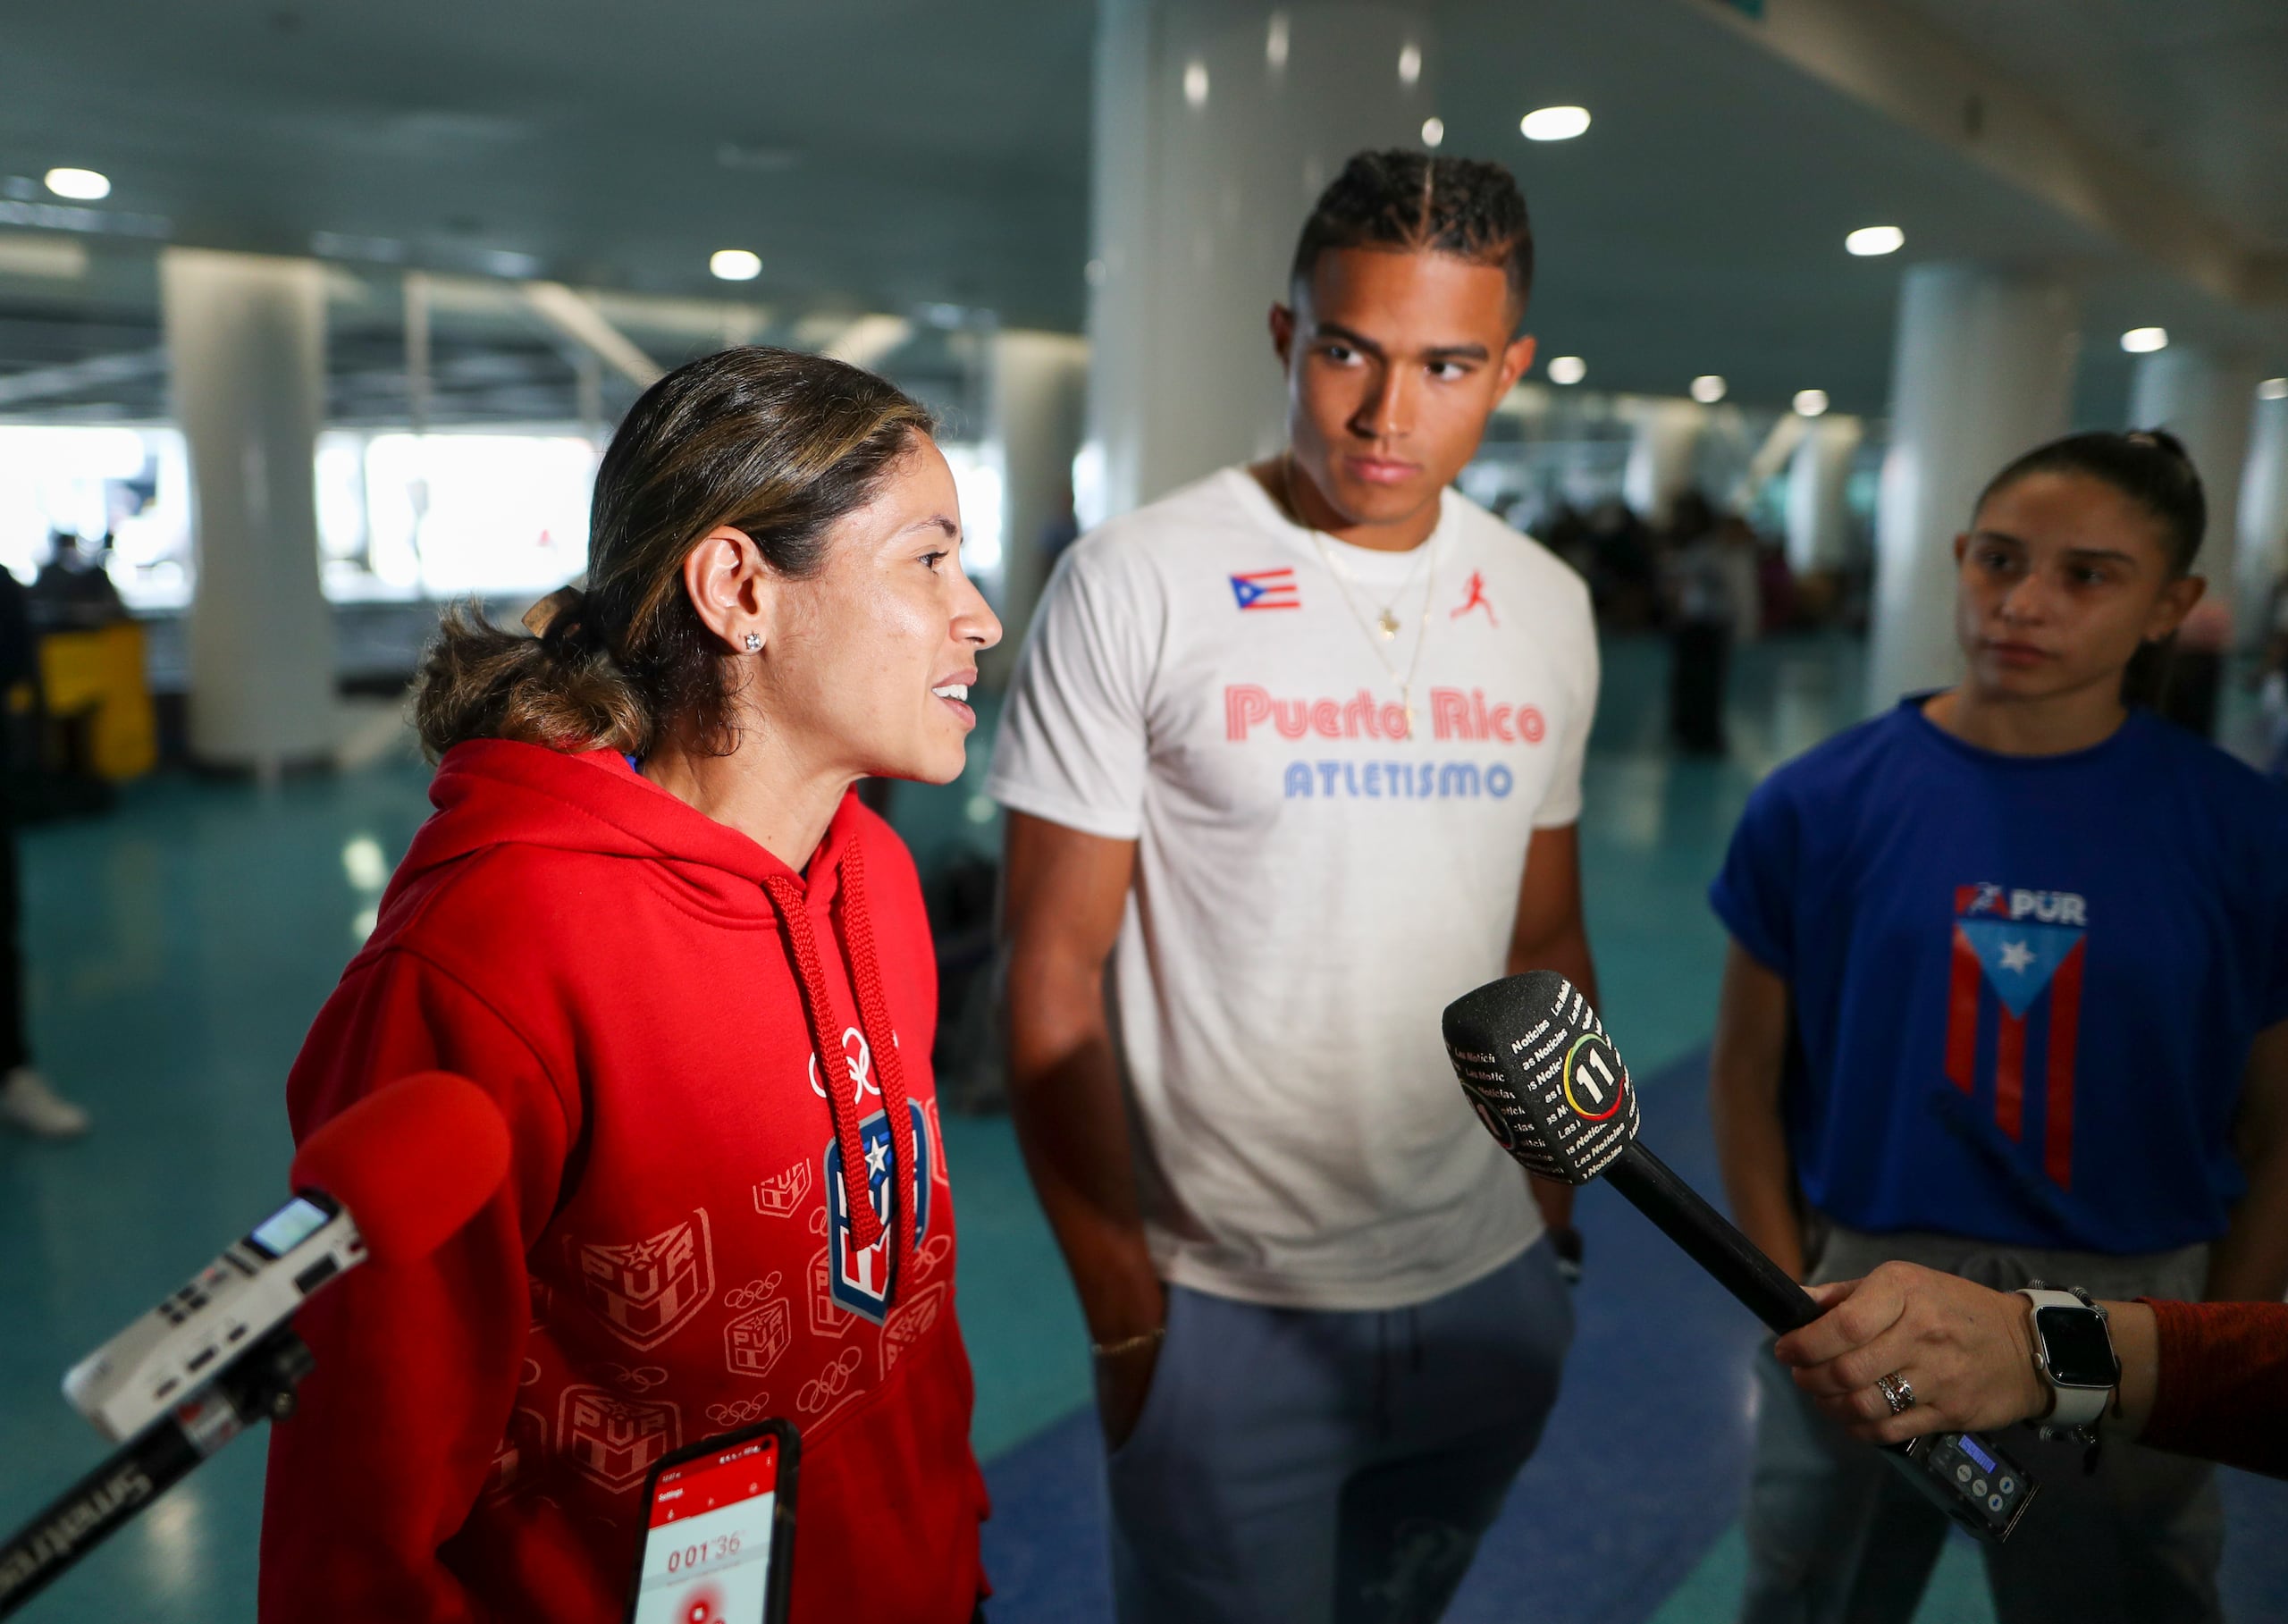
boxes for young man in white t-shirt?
[990,150,1599,1624]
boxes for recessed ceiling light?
[710,248,761,282]
[44,167,109,200]
[2260,377,2288,401]
[1846,225,1905,257]
[1690,374,1727,404]
[1421,117,1445,148]
[1794,389,1830,417]
[1548,355,1586,385]
[1520,106,1591,142]
[1266,14,1289,71]
[2121,326,2168,354]
[1399,43,1422,87]
[1183,60,1209,107]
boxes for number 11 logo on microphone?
[1562,1033,1627,1123]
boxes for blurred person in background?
[1662,492,1734,755]
[1773,1259,2288,1481]
[0,562,88,1139]
[1709,429,2288,1624]
[992,150,1596,1624]
[263,348,1000,1624]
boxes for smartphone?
[624,1419,799,1624]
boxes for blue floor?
[4,632,2284,1621]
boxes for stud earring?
[744,632,762,652]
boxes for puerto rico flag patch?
[1230,568,1300,611]
[823,1101,934,1325]
[1945,883,2088,1187]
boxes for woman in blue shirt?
[1709,430,2288,1624]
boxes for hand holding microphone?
[1,1073,510,1618]
[1443,971,2040,1544]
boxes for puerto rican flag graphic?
[1230,568,1301,611]
[1945,883,2088,1187]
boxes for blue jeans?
[1106,1240,1573,1624]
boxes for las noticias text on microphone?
[1773,1261,2288,1480]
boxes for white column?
[161,248,335,773]
[1868,265,2078,710]
[1088,0,1434,520]
[986,328,1089,676]
[2130,348,2260,640]
[1621,399,1703,528]
[1786,415,1863,574]
[2240,389,2288,637]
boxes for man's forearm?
[1005,963,1165,1341]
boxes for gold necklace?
[1282,458,1441,737]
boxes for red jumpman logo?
[1451,571,1497,625]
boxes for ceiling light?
[2257,377,2286,401]
[1845,225,1905,257]
[1548,356,1586,385]
[710,248,761,282]
[1399,43,1422,87]
[44,167,109,200]
[2121,326,2168,354]
[1421,117,1445,148]
[1520,105,1590,142]
[1183,60,1209,107]
[1266,13,1289,71]
[1690,374,1727,404]
[1794,389,1830,417]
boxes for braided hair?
[1289,149,1535,319]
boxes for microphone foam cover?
[290,1072,512,1266]
[1443,970,1640,1186]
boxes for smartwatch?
[2015,1285,2119,1430]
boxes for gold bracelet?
[1089,1326,1165,1359]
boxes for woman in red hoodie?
[261,348,1000,1623]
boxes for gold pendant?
[1376,609,1401,640]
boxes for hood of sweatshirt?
[388,737,917,1276]
[396,738,854,921]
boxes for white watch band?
[2017,1288,2110,1428]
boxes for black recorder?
[1443,971,2037,1544]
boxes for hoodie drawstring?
[761,839,917,1308]
[836,838,919,1301]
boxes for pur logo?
[1957,883,2089,928]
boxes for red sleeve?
[258,947,579,1624]
[2140,1297,2288,1481]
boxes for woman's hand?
[1772,1262,2051,1444]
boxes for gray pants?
[1739,1224,2223,1624]
[1108,1240,1573,1624]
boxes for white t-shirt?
[988,467,1599,1310]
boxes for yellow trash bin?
[37,621,157,781]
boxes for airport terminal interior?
[3,2,2288,1621]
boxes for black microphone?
[1443,970,2038,1544]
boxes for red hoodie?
[260,740,987,1624]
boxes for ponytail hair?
[414,347,936,762]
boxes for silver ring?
[1876,1373,1915,1416]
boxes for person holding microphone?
[1708,430,2288,1623]
[1772,1260,2288,1481]
[263,348,1000,1623]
